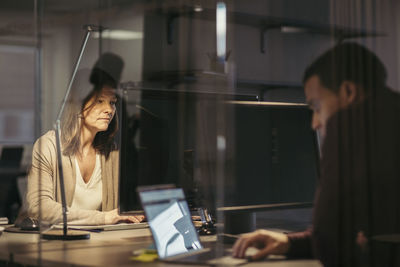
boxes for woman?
[26,81,143,225]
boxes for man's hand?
[232,229,290,261]
[104,209,145,224]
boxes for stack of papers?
[0,217,8,225]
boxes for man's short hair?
[303,42,387,94]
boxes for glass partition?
[0,0,39,225]
[32,0,239,248]
[2,0,399,266]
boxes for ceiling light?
[92,30,143,40]
[216,2,227,59]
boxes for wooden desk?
[0,228,322,266]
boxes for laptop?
[137,185,248,265]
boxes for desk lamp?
[42,25,104,240]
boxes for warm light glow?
[226,101,307,106]
[280,26,307,33]
[193,5,203,12]
[92,30,143,40]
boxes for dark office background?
[0,0,399,229]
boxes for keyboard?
[54,222,148,231]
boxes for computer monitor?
[224,102,319,207]
[212,102,320,234]
[0,147,24,168]
[118,88,258,214]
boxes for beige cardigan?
[26,131,119,225]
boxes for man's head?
[303,42,387,138]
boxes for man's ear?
[339,81,358,106]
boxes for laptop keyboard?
[180,250,248,265]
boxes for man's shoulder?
[379,87,400,108]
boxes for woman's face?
[81,86,117,134]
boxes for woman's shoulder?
[33,130,57,151]
[103,149,119,162]
[35,130,56,143]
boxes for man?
[232,42,400,266]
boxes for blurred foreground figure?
[233,43,400,267]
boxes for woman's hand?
[104,209,145,224]
[232,229,290,261]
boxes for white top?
[71,154,102,211]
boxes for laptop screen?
[139,187,203,258]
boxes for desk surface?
[0,227,322,267]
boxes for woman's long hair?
[60,86,118,159]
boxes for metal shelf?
[156,6,385,52]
